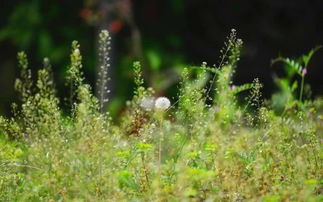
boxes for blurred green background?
[1,0,323,116]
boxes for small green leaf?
[147,50,161,71]
[136,143,153,152]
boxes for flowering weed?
[0,29,322,201]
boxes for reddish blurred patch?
[80,8,91,19]
[109,20,124,34]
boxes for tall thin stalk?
[97,30,111,113]
[299,74,305,102]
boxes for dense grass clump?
[0,29,322,201]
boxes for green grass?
[0,29,322,201]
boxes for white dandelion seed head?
[139,97,155,111]
[155,97,171,110]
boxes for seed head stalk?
[97,30,111,113]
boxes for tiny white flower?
[140,97,155,111]
[202,61,207,67]
[74,48,80,56]
[155,97,171,110]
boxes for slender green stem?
[158,132,162,174]
[299,75,305,102]
[141,152,149,189]
[155,111,164,176]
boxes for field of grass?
[0,30,322,201]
